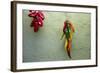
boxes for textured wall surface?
[23,10,91,62]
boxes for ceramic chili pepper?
[38,11,45,20]
[61,20,75,58]
[28,10,45,32]
[34,22,39,32]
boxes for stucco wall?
[23,10,91,62]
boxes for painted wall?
[23,10,91,62]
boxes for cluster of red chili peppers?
[28,10,45,32]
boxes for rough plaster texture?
[23,10,91,62]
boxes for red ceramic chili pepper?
[34,22,39,32]
[38,11,45,20]
[38,17,43,27]
[63,21,67,33]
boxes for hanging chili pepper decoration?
[28,10,45,32]
[61,20,75,58]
